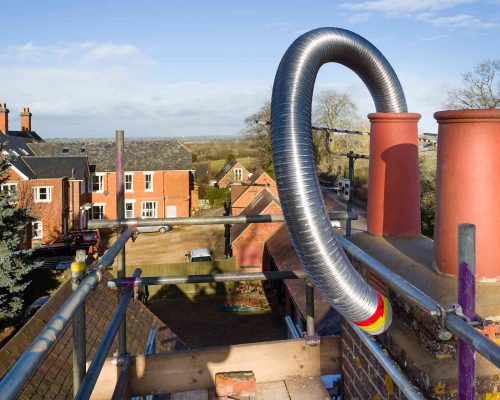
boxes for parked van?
[186,248,212,262]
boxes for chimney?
[366,112,421,237]
[20,107,32,132]
[0,103,9,134]
[433,109,500,279]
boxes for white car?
[186,248,213,262]
[137,225,173,234]
[331,220,342,230]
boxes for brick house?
[230,189,282,271]
[0,103,197,246]
[214,160,249,188]
[230,168,278,215]
[0,105,90,245]
[30,139,197,221]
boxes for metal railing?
[1,130,498,400]
[0,228,135,400]
[87,210,357,230]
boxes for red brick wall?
[217,163,249,188]
[89,170,192,219]
[341,320,407,400]
[231,186,279,215]
[232,202,283,271]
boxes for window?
[32,221,43,239]
[125,173,133,192]
[125,201,134,219]
[80,146,86,154]
[62,147,70,154]
[90,174,104,192]
[141,201,157,218]
[90,204,105,220]
[34,186,52,202]
[144,173,153,191]
[1,182,17,194]
[234,168,243,181]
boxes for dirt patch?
[104,208,227,266]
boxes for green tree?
[420,157,437,238]
[0,156,40,322]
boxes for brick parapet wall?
[341,319,407,400]
[343,238,500,399]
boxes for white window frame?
[125,200,135,219]
[125,173,134,192]
[34,186,52,203]
[144,172,154,192]
[89,173,105,193]
[1,182,18,194]
[90,203,105,220]
[234,168,243,181]
[32,221,43,239]
[141,201,157,218]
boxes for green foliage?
[205,186,231,208]
[0,156,40,323]
[420,157,437,238]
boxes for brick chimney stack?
[0,103,9,134]
[20,107,32,132]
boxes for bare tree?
[243,101,272,169]
[447,59,500,109]
[313,90,369,176]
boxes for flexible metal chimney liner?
[271,27,408,334]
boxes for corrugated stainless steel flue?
[271,27,407,327]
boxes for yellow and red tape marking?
[354,292,392,335]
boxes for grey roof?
[29,139,193,172]
[214,160,241,181]
[0,132,41,179]
[23,156,88,180]
[192,162,209,183]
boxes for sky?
[1,0,499,138]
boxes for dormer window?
[80,146,86,153]
[62,147,70,154]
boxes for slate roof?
[23,156,88,180]
[192,162,210,183]
[29,139,193,172]
[0,132,41,179]
[230,189,281,243]
[264,224,341,336]
[263,189,344,335]
[214,160,239,182]
[0,271,185,400]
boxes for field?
[210,156,258,174]
[183,137,260,176]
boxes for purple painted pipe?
[458,224,476,400]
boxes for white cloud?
[340,0,498,30]
[0,61,270,137]
[82,44,144,62]
[340,0,476,14]
[348,13,371,24]
[1,42,148,65]
[415,13,499,29]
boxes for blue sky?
[1,0,499,137]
